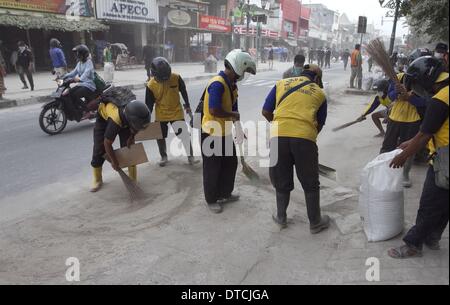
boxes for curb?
[344,89,375,96]
[0,68,273,110]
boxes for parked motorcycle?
[39,78,105,135]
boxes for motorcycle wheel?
[39,104,67,135]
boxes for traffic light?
[251,14,267,24]
[358,16,367,34]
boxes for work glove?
[234,123,245,145]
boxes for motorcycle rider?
[63,44,96,121]
[90,87,151,192]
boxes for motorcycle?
[39,78,104,135]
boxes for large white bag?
[103,62,115,83]
[359,149,405,242]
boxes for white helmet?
[225,49,256,81]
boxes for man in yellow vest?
[389,57,449,259]
[380,71,427,187]
[262,64,330,234]
[201,49,256,213]
[90,87,151,192]
[145,57,198,166]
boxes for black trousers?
[201,133,238,204]
[403,166,449,249]
[269,137,320,194]
[380,120,421,153]
[17,65,34,89]
[68,86,96,121]
[157,120,193,158]
[91,116,131,168]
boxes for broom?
[365,38,403,89]
[117,168,146,202]
[238,143,260,181]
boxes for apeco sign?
[95,0,158,24]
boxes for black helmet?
[372,79,389,93]
[407,48,432,65]
[404,56,446,97]
[50,38,61,48]
[151,57,171,81]
[124,100,150,132]
[72,44,90,62]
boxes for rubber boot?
[403,157,413,188]
[272,191,290,228]
[128,166,137,182]
[157,139,168,167]
[305,191,330,234]
[90,167,103,192]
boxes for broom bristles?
[366,38,401,85]
[118,168,146,202]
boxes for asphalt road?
[0,63,347,198]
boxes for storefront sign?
[234,25,279,39]
[95,0,158,23]
[0,0,93,16]
[199,15,231,33]
[159,7,197,28]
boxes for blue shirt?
[207,71,238,112]
[387,79,427,107]
[64,59,96,92]
[49,47,67,68]
[263,76,328,126]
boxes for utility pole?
[245,0,250,52]
[389,0,401,56]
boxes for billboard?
[0,0,93,16]
[95,0,158,24]
[159,7,198,28]
[199,15,231,33]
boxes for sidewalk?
[0,61,289,109]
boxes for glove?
[234,123,245,145]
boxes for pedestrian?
[262,64,330,233]
[49,38,67,78]
[390,51,398,68]
[283,54,305,79]
[16,41,34,91]
[350,44,363,89]
[308,48,315,64]
[388,56,449,259]
[143,44,154,81]
[145,57,198,167]
[201,49,256,213]
[368,56,373,72]
[103,43,112,64]
[380,69,427,188]
[90,94,151,193]
[356,79,392,137]
[342,48,350,71]
[268,46,274,70]
[325,48,331,69]
[63,45,97,122]
[0,41,6,100]
[434,42,448,72]
[317,48,325,68]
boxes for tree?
[404,0,449,43]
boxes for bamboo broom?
[365,38,403,87]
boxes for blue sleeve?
[363,96,381,116]
[317,99,328,126]
[79,60,94,83]
[207,81,225,109]
[387,80,398,101]
[64,63,79,79]
[58,49,67,67]
[408,94,427,107]
[263,86,277,113]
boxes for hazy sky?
[307,0,409,37]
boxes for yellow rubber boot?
[90,167,103,192]
[128,166,137,182]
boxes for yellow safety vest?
[271,76,326,142]
[202,75,238,137]
[98,102,122,127]
[362,95,392,115]
[427,85,449,155]
[389,73,421,123]
[147,73,184,122]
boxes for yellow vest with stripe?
[271,76,326,142]
[362,95,392,115]
[147,73,184,122]
[202,75,238,137]
[389,73,421,123]
[427,85,449,155]
[98,102,123,127]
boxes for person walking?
[268,46,274,70]
[325,48,331,69]
[262,64,330,233]
[368,56,374,73]
[282,54,305,79]
[0,41,6,100]
[143,44,154,81]
[308,48,315,64]
[49,38,67,78]
[388,56,449,259]
[16,41,34,91]
[145,57,198,167]
[350,44,363,89]
[201,49,256,213]
[342,49,350,71]
[317,48,325,68]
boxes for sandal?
[388,245,423,259]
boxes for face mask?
[434,52,444,59]
[19,46,26,52]
[293,67,302,76]
[377,91,385,98]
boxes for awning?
[0,13,108,32]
